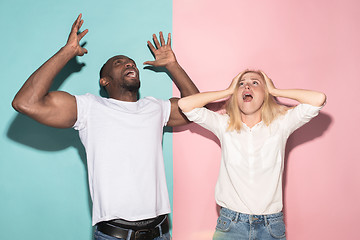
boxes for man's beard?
[124,81,140,92]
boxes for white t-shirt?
[73,93,171,225]
[183,104,322,215]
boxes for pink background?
[172,0,360,239]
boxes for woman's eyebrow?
[240,78,260,81]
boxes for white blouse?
[183,104,322,215]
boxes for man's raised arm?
[144,32,199,127]
[12,14,88,128]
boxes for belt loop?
[264,215,268,226]
[126,229,133,240]
[234,212,239,222]
[158,215,166,236]
[158,225,163,236]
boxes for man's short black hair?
[99,62,110,96]
[100,63,107,79]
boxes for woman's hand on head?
[260,71,276,95]
[227,71,243,94]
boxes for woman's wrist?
[268,87,279,97]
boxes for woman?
[178,70,326,240]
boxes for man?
[12,14,199,240]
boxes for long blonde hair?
[226,70,290,132]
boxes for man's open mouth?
[125,69,137,78]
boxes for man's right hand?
[12,14,88,128]
[64,14,88,56]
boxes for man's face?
[104,55,140,92]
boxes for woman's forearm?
[178,88,233,112]
[271,88,326,107]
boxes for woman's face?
[236,72,266,116]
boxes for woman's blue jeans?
[213,207,286,240]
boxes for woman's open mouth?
[242,93,253,102]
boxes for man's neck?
[109,90,138,102]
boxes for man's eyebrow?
[114,57,126,61]
[114,58,136,64]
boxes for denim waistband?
[220,207,283,223]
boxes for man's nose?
[125,62,134,68]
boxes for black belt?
[97,216,170,240]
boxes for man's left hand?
[144,32,177,67]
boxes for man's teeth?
[127,71,136,77]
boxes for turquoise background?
[0,1,173,239]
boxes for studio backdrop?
[1,0,359,240]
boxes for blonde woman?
[178,70,326,240]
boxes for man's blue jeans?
[213,207,286,240]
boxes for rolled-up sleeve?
[73,94,91,131]
[183,108,228,138]
[282,103,324,136]
[161,99,171,127]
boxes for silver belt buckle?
[135,229,153,240]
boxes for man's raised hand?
[65,14,88,56]
[144,32,177,67]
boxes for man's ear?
[100,77,109,88]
